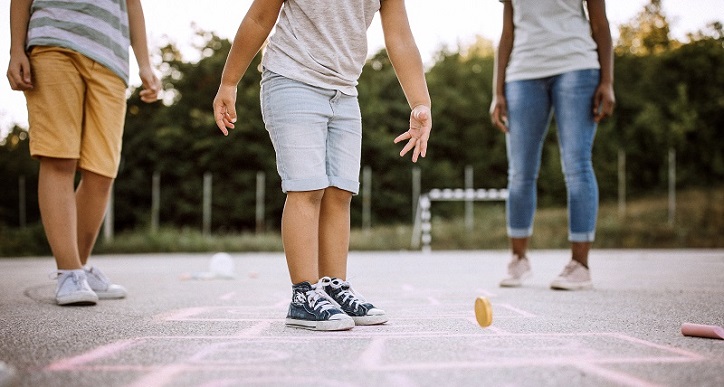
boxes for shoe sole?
[285,318,355,331]
[474,296,493,327]
[56,295,98,306]
[499,271,532,287]
[550,282,593,291]
[95,291,127,300]
[351,315,388,326]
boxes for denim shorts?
[260,70,362,194]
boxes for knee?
[80,170,115,193]
[39,157,77,175]
[288,190,325,208]
[562,161,594,181]
[508,170,538,185]
[322,187,352,207]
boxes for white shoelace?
[559,261,581,276]
[508,257,530,277]
[49,269,81,281]
[307,277,338,313]
[85,266,110,284]
[328,278,367,312]
[49,270,85,290]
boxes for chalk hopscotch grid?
[43,292,706,387]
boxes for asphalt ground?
[0,249,723,386]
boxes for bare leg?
[318,187,352,279]
[38,157,81,270]
[571,241,591,268]
[511,237,529,258]
[282,190,324,284]
[75,170,114,266]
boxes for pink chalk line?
[45,338,144,371]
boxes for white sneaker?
[84,266,127,299]
[550,261,593,290]
[51,270,98,306]
[499,255,532,287]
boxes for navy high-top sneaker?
[325,278,388,325]
[286,277,355,331]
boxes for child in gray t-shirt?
[213,0,432,331]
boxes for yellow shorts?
[25,46,127,178]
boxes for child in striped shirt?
[7,0,161,306]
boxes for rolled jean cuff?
[328,176,360,195]
[508,227,533,239]
[569,231,596,243]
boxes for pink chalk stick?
[680,323,724,340]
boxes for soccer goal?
[411,188,508,252]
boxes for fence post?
[412,167,421,224]
[362,166,371,233]
[618,149,626,217]
[420,195,432,254]
[256,171,265,234]
[103,188,114,242]
[151,171,160,233]
[465,165,474,231]
[203,172,212,236]
[18,175,26,228]
[668,148,676,225]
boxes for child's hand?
[6,52,33,91]
[394,104,432,163]
[138,67,161,103]
[213,85,238,136]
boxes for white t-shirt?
[503,0,601,81]
[262,0,381,96]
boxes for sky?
[1,0,723,138]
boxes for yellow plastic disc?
[474,296,493,328]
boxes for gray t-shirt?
[502,0,600,81]
[262,0,381,96]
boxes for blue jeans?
[505,69,600,242]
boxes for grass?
[0,187,721,257]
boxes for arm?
[587,0,615,122]
[380,0,432,163]
[127,0,160,103]
[6,0,33,91]
[490,1,513,132]
[213,0,284,135]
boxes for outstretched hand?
[394,104,432,163]
[213,85,238,136]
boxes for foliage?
[0,126,39,226]
[0,2,722,243]
[2,186,720,257]
[616,0,674,56]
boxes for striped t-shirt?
[26,0,131,85]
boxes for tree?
[0,126,38,227]
[616,0,674,56]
